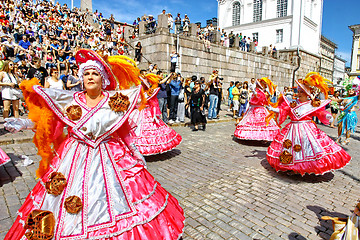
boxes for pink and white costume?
[234,88,280,141]
[130,88,182,156]
[0,148,10,166]
[5,86,184,239]
[267,96,351,175]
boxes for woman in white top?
[0,61,21,118]
[45,68,65,90]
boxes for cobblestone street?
[1,120,360,239]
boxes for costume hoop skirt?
[0,147,10,167]
[5,86,185,240]
[234,105,279,141]
[130,88,182,156]
[267,97,351,176]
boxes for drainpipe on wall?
[292,47,301,88]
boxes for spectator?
[207,76,220,120]
[174,13,181,34]
[134,41,142,63]
[45,51,56,69]
[66,66,82,91]
[56,49,68,73]
[27,57,48,86]
[227,81,234,111]
[157,71,173,124]
[168,72,182,124]
[190,80,207,131]
[232,81,241,118]
[45,67,65,89]
[176,77,186,122]
[239,81,250,118]
[0,61,21,118]
[170,50,179,72]
[229,31,235,48]
[183,14,190,36]
[17,35,31,52]
[167,13,174,32]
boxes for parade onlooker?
[239,81,250,118]
[207,76,220,120]
[176,78,185,122]
[174,13,181,34]
[45,68,65,90]
[0,61,21,118]
[170,50,179,72]
[66,66,82,91]
[134,41,142,63]
[227,81,234,111]
[27,57,48,86]
[168,73,182,124]
[157,72,172,124]
[190,80,207,131]
[232,81,241,117]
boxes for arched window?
[232,2,241,26]
[253,0,262,22]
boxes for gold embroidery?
[45,172,67,196]
[283,139,292,149]
[280,150,293,164]
[108,92,130,113]
[64,196,83,214]
[290,102,297,108]
[24,210,55,240]
[293,145,302,152]
[65,105,82,121]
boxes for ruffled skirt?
[5,137,184,240]
[131,107,182,156]
[234,105,279,141]
[0,147,10,166]
[267,120,351,175]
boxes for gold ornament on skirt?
[283,139,292,149]
[24,210,55,240]
[65,105,82,121]
[293,145,302,152]
[280,150,293,164]
[45,172,67,196]
[64,196,83,214]
[108,92,130,112]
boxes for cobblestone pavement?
[1,120,360,239]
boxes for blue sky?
[63,0,357,66]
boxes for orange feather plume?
[20,78,66,178]
[304,72,332,99]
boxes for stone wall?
[131,31,321,90]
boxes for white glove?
[267,105,280,113]
[128,143,147,168]
[4,118,35,133]
[326,114,334,123]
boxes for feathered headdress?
[257,77,277,95]
[297,72,332,99]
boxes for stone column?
[215,31,221,44]
[250,42,255,52]
[262,46,268,56]
[139,21,146,36]
[351,36,359,73]
[190,23,197,37]
[81,0,92,12]
[234,34,239,49]
[157,14,168,34]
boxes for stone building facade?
[319,35,337,81]
[333,56,346,84]
[217,0,323,55]
[130,20,324,90]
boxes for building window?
[277,0,287,17]
[253,0,262,22]
[252,32,258,42]
[276,29,283,43]
[232,2,241,26]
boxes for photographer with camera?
[207,71,221,120]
